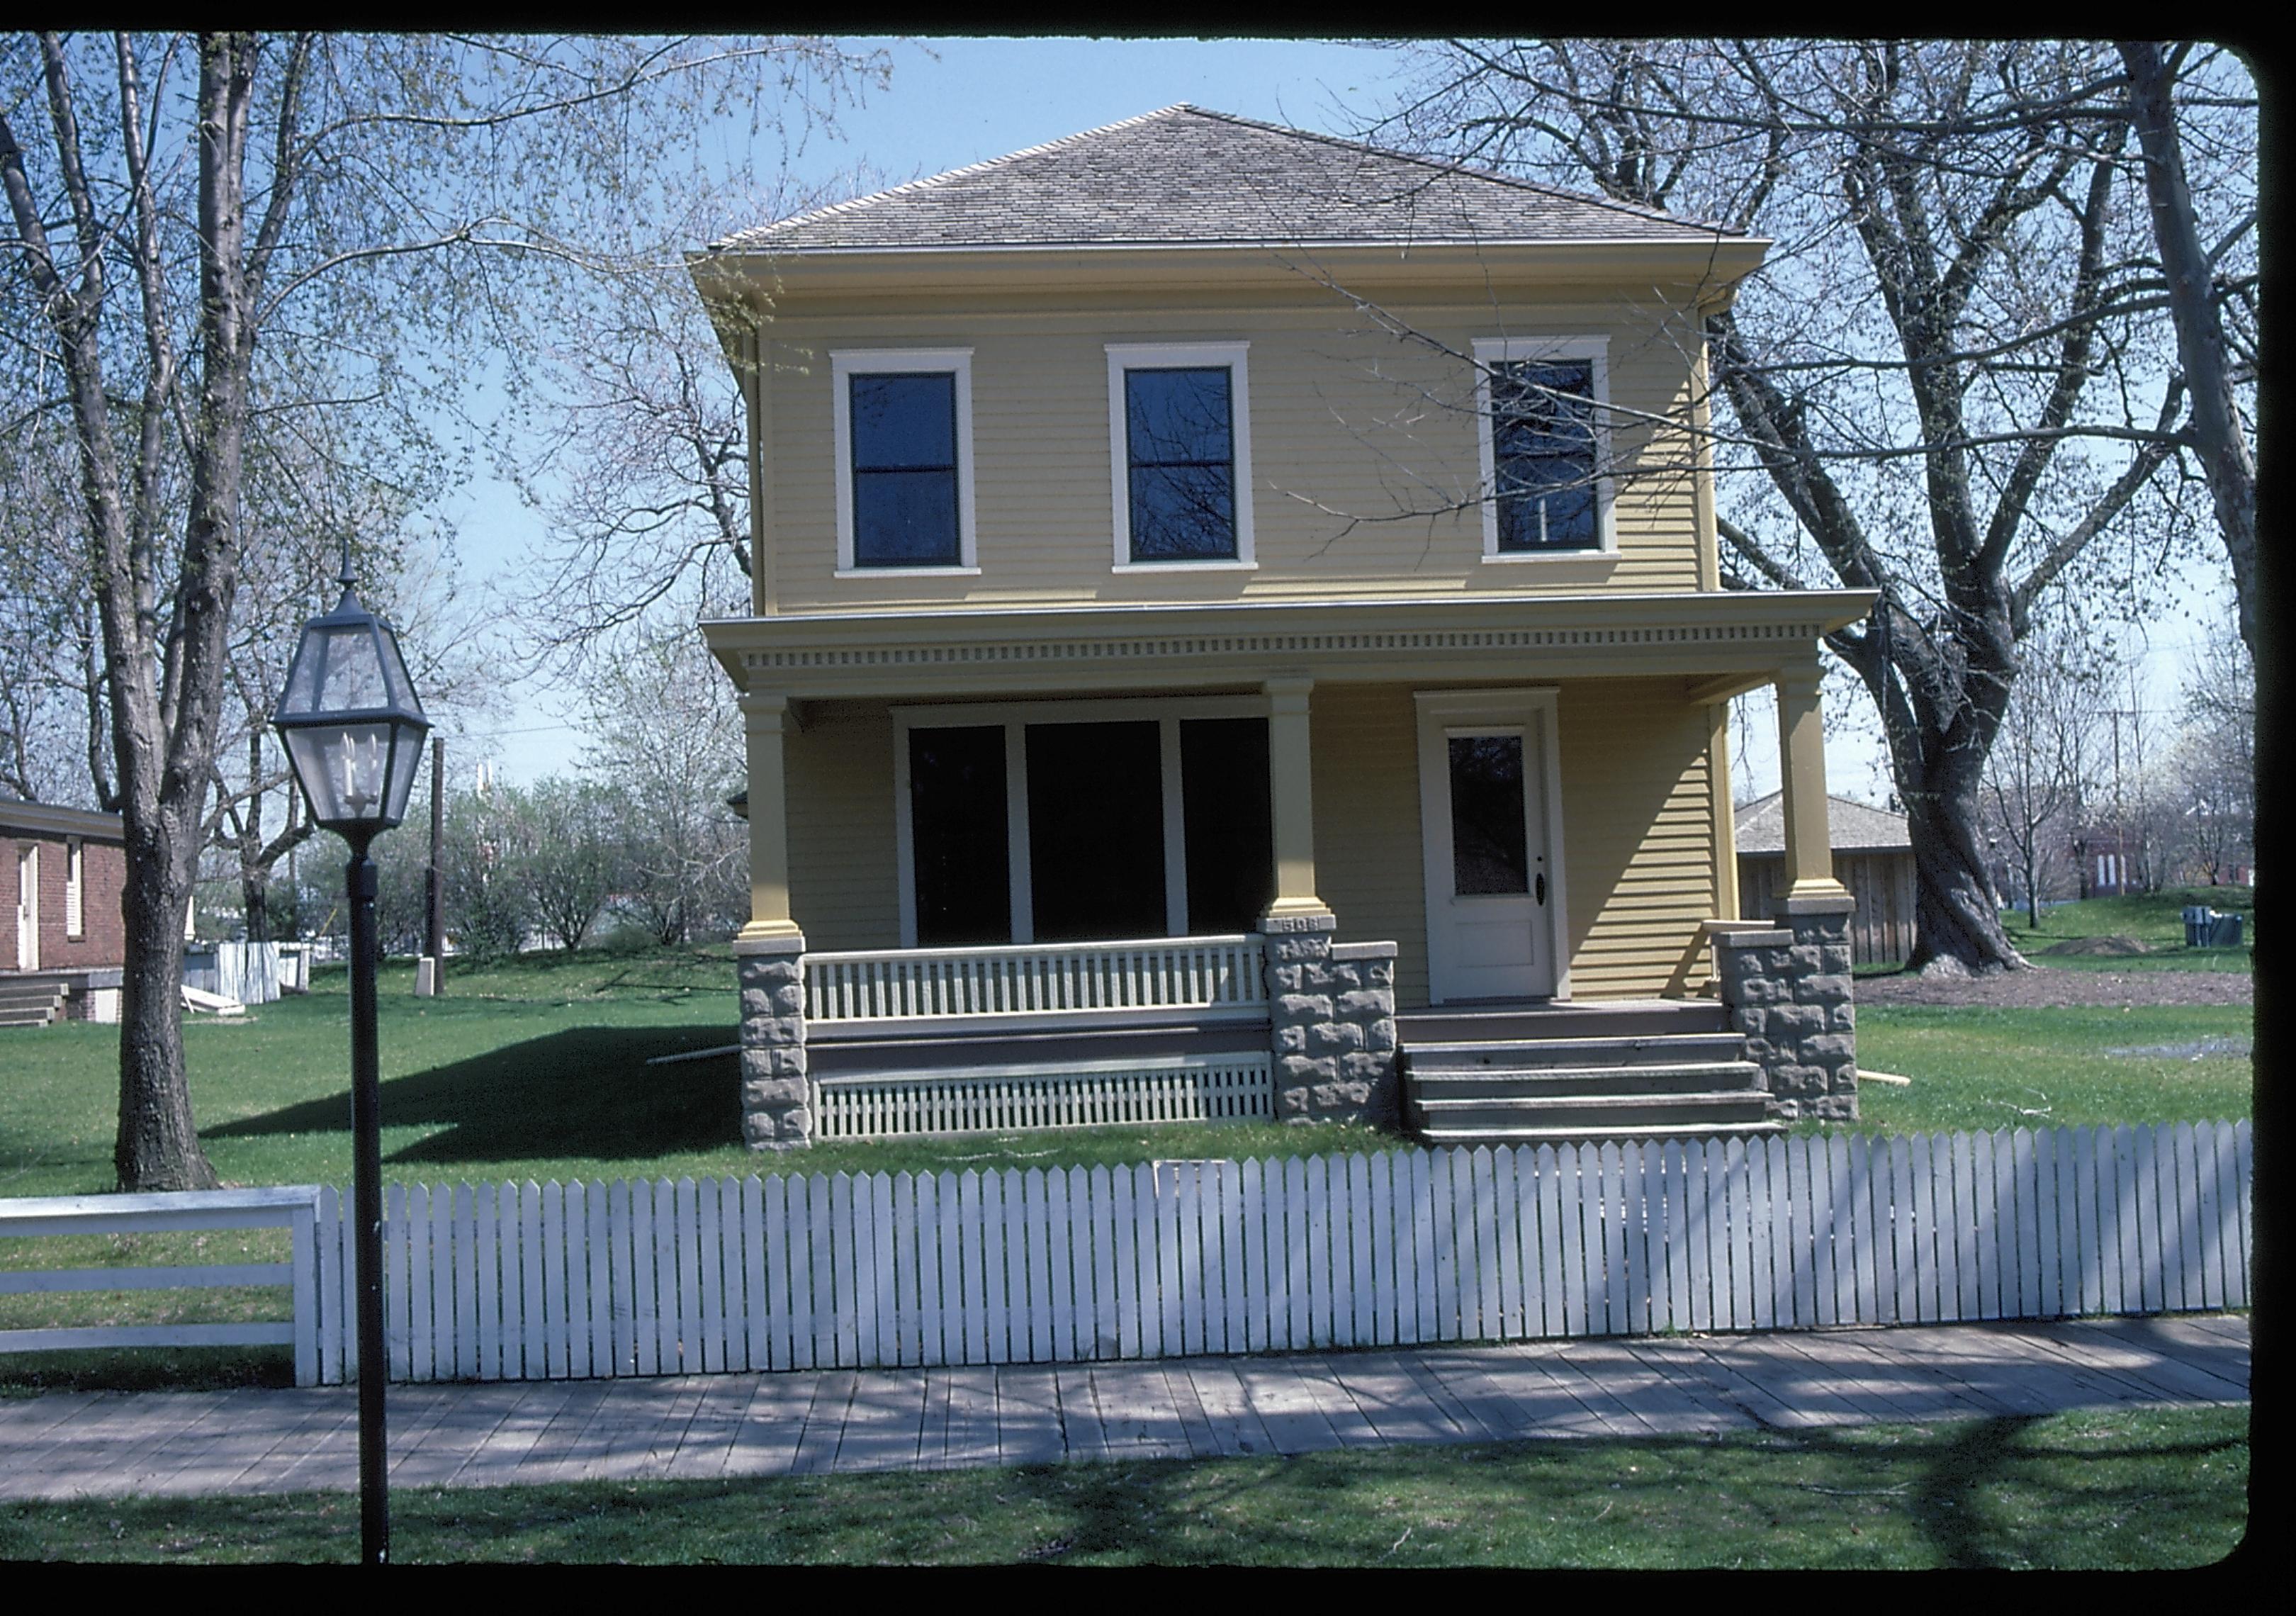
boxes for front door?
[15,844,38,971]
[1417,693,1561,1004]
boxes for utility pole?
[417,737,446,996]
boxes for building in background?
[2,798,126,1026]
[1736,791,1916,967]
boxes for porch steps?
[0,979,66,1028]
[1399,999,1780,1145]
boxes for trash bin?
[2183,904,2210,946]
[2206,911,2244,948]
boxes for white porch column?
[1261,675,1332,924]
[738,690,804,943]
[1774,656,1852,906]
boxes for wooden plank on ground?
[1180,1360,1281,1457]
[828,1370,931,1473]
[938,1365,1002,1468]
[1229,1358,1344,1455]
[789,1371,857,1474]
[996,1365,1067,1466]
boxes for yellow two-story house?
[694,108,1874,1150]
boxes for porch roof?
[702,588,1876,702]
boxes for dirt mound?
[2037,935,2154,957]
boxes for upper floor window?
[1107,342,1255,570]
[1473,336,1614,559]
[832,349,977,574]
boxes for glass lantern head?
[272,569,430,836]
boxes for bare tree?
[582,628,748,946]
[2117,43,2258,662]
[2171,633,2254,887]
[1370,39,2251,974]
[1981,616,2108,927]
[0,31,881,1189]
[523,777,619,950]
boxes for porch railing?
[804,935,1268,1032]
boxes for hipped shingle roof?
[711,105,1739,255]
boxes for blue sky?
[444,35,2235,809]
[450,36,1418,782]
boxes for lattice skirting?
[814,1055,1275,1140]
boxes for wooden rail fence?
[1,1187,322,1385]
[303,1121,2249,1384]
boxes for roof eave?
[692,235,1772,306]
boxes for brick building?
[2,798,127,1025]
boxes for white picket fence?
[308,1121,2249,1385]
[803,935,1268,1031]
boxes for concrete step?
[1414,1090,1776,1132]
[1395,999,1730,1044]
[0,1002,62,1028]
[1420,1119,1786,1146]
[1403,1033,1750,1073]
[1407,1060,1765,1099]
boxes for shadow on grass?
[0,1346,292,1398]
[206,1026,741,1166]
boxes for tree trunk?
[1901,751,2030,975]
[115,818,218,1190]
[2118,42,2259,665]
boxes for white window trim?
[1106,342,1256,572]
[64,836,83,939]
[1472,335,1617,563]
[892,694,1268,947]
[831,348,979,576]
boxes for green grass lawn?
[1996,885,2255,972]
[1835,1004,2250,1135]
[0,1403,2246,1566]
[0,948,1388,1199]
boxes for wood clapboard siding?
[777,680,1723,1001]
[764,294,1704,612]
[787,702,901,952]
[1309,684,1429,1004]
[1557,679,1719,999]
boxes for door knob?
[1536,873,1547,904]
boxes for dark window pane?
[1492,359,1599,551]
[1126,368,1232,464]
[1129,464,1236,559]
[851,374,956,469]
[1027,722,1165,941]
[910,726,1011,946]
[1449,735,1531,895]
[853,468,961,566]
[1125,368,1236,561]
[851,373,960,567]
[1181,718,1273,933]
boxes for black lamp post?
[274,548,429,1566]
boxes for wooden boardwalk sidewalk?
[0,1314,2247,1501]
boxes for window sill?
[1480,547,1618,566]
[1112,559,1258,573]
[835,566,982,579]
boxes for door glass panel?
[1449,734,1530,895]
[1028,721,1166,941]
[908,726,1010,946]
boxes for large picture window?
[1473,337,1614,559]
[832,349,976,573]
[1107,342,1254,569]
[894,699,1273,946]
